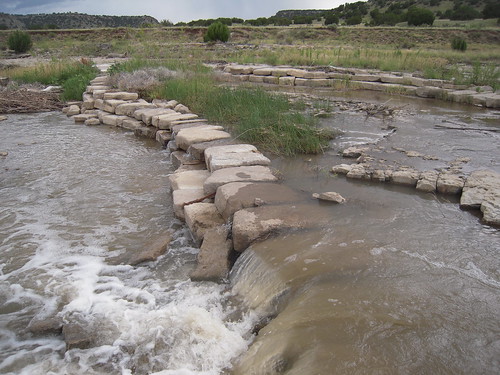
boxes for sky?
[0,0,348,23]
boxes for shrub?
[8,30,33,53]
[407,7,435,26]
[204,22,230,43]
[325,14,340,25]
[451,37,467,51]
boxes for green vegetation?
[154,76,329,155]
[407,7,435,26]
[2,60,98,100]
[8,30,32,53]
[204,22,230,43]
[107,59,329,155]
[451,37,467,51]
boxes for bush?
[407,7,435,26]
[451,37,467,51]
[8,30,32,53]
[204,22,230,43]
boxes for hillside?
[0,12,159,30]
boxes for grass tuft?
[151,73,330,155]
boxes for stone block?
[232,204,331,252]
[169,169,211,191]
[176,128,231,151]
[173,189,208,219]
[416,170,439,193]
[279,76,296,86]
[128,233,172,265]
[391,169,420,186]
[172,124,222,136]
[252,68,274,76]
[416,86,445,99]
[204,166,278,195]
[285,68,308,78]
[188,139,237,161]
[248,75,265,83]
[184,203,225,246]
[102,99,128,113]
[174,104,190,114]
[331,164,353,175]
[101,114,129,127]
[263,76,279,85]
[204,144,271,172]
[152,113,199,130]
[215,182,303,221]
[73,113,97,123]
[156,130,172,146]
[134,125,157,139]
[84,118,101,126]
[460,170,500,209]
[437,173,464,195]
[303,71,328,79]
[115,101,155,116]
[103,91,139,101]
[66,105,80,116]
[312,192,346,203]
[190,226,232,282]
[122,118,144,131]
[350,74,380,82]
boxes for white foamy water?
[0,113,254,375]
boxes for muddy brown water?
[230,90,500,374]
[0,91,499,374]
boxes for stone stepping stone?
[203,166,278,195]
[232,204,332,252]
[133,108,175,125]
[103,91,139,101]
[115,101,155,116]
[122,118,144,131]
[214,182,303,221]
[103,99,128,113]
[204,144,271,172]
[176,128,231,151]
[152,113,199,129]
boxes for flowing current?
[1,98,499,375]
[0,112,255,375]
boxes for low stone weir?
[217,63,500,109]
[65,73,499,285]
[331,145,500,226]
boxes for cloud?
[0,0,343,23]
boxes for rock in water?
[129,233,172,265]
[312,192,346,204]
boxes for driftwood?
[0,89,63,114]
[182,192,216,207]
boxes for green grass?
[149,73,330,155]
[1,60,99,100]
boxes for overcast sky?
[0,1,349,23]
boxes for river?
[0,94,499,375]
[0,112,255,375]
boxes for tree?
[483,1,500,19]
[450,5,481,20]
[346,14,363,25]
[407,6,435,26]
[325,13,340,25]
[204,21,230,43]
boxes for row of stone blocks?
[331,146,500,226]
[218,64,500,109]
[69,75,335,283]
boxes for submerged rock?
[215,182,303,221]
[232,204,331,252]
[129,233,172,265]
